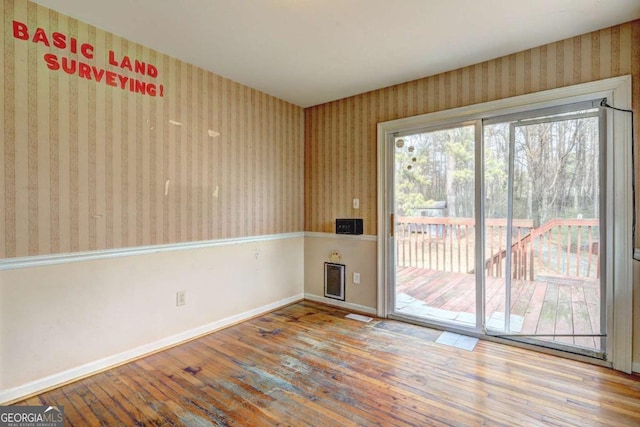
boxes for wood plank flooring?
[16,301,640,426]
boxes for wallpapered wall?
[1,0,304,259]
[305,20,640,236]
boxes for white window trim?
[377,76,633,373]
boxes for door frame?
[376,76,633,372]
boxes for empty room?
[1,0,640,425]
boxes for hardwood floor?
[16,301,640,426]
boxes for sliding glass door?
[392,123,478,327]
[390,101,606,358]
[483,104,605,356]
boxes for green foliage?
[394,126,475,217]
[394,112,599,225]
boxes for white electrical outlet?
[353,198,360,209]
[176,290,186,306]
[353,272,361,284]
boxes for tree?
[394,110,599,227]
[394,126,475,218]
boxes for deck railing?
[396,217,600,280]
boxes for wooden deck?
[16,301,640,426]
[397,267,602,351]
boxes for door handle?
[390,213,395,237]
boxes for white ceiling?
[33,0,640,107]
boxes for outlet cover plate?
[176,290,186,306]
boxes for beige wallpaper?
[305,20,640,236]
[1,0,304,259]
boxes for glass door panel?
[393,124,476,327]
[483,107,604,356]
[389,101,606,359]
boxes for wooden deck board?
[424,273,472,309]
[484,276,507,319]
[571,285,597,349]
[520,281,547,335]
[511,280,536,318]
[554,285,575,344]
[14,301,640,426]
[583,284,602,336]
[396,267,602,351]
[535,283,559,336]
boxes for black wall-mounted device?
[336,218,363,235]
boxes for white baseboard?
[304,293,377,315]
[633,361,640,374]
[0,293,304,404]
